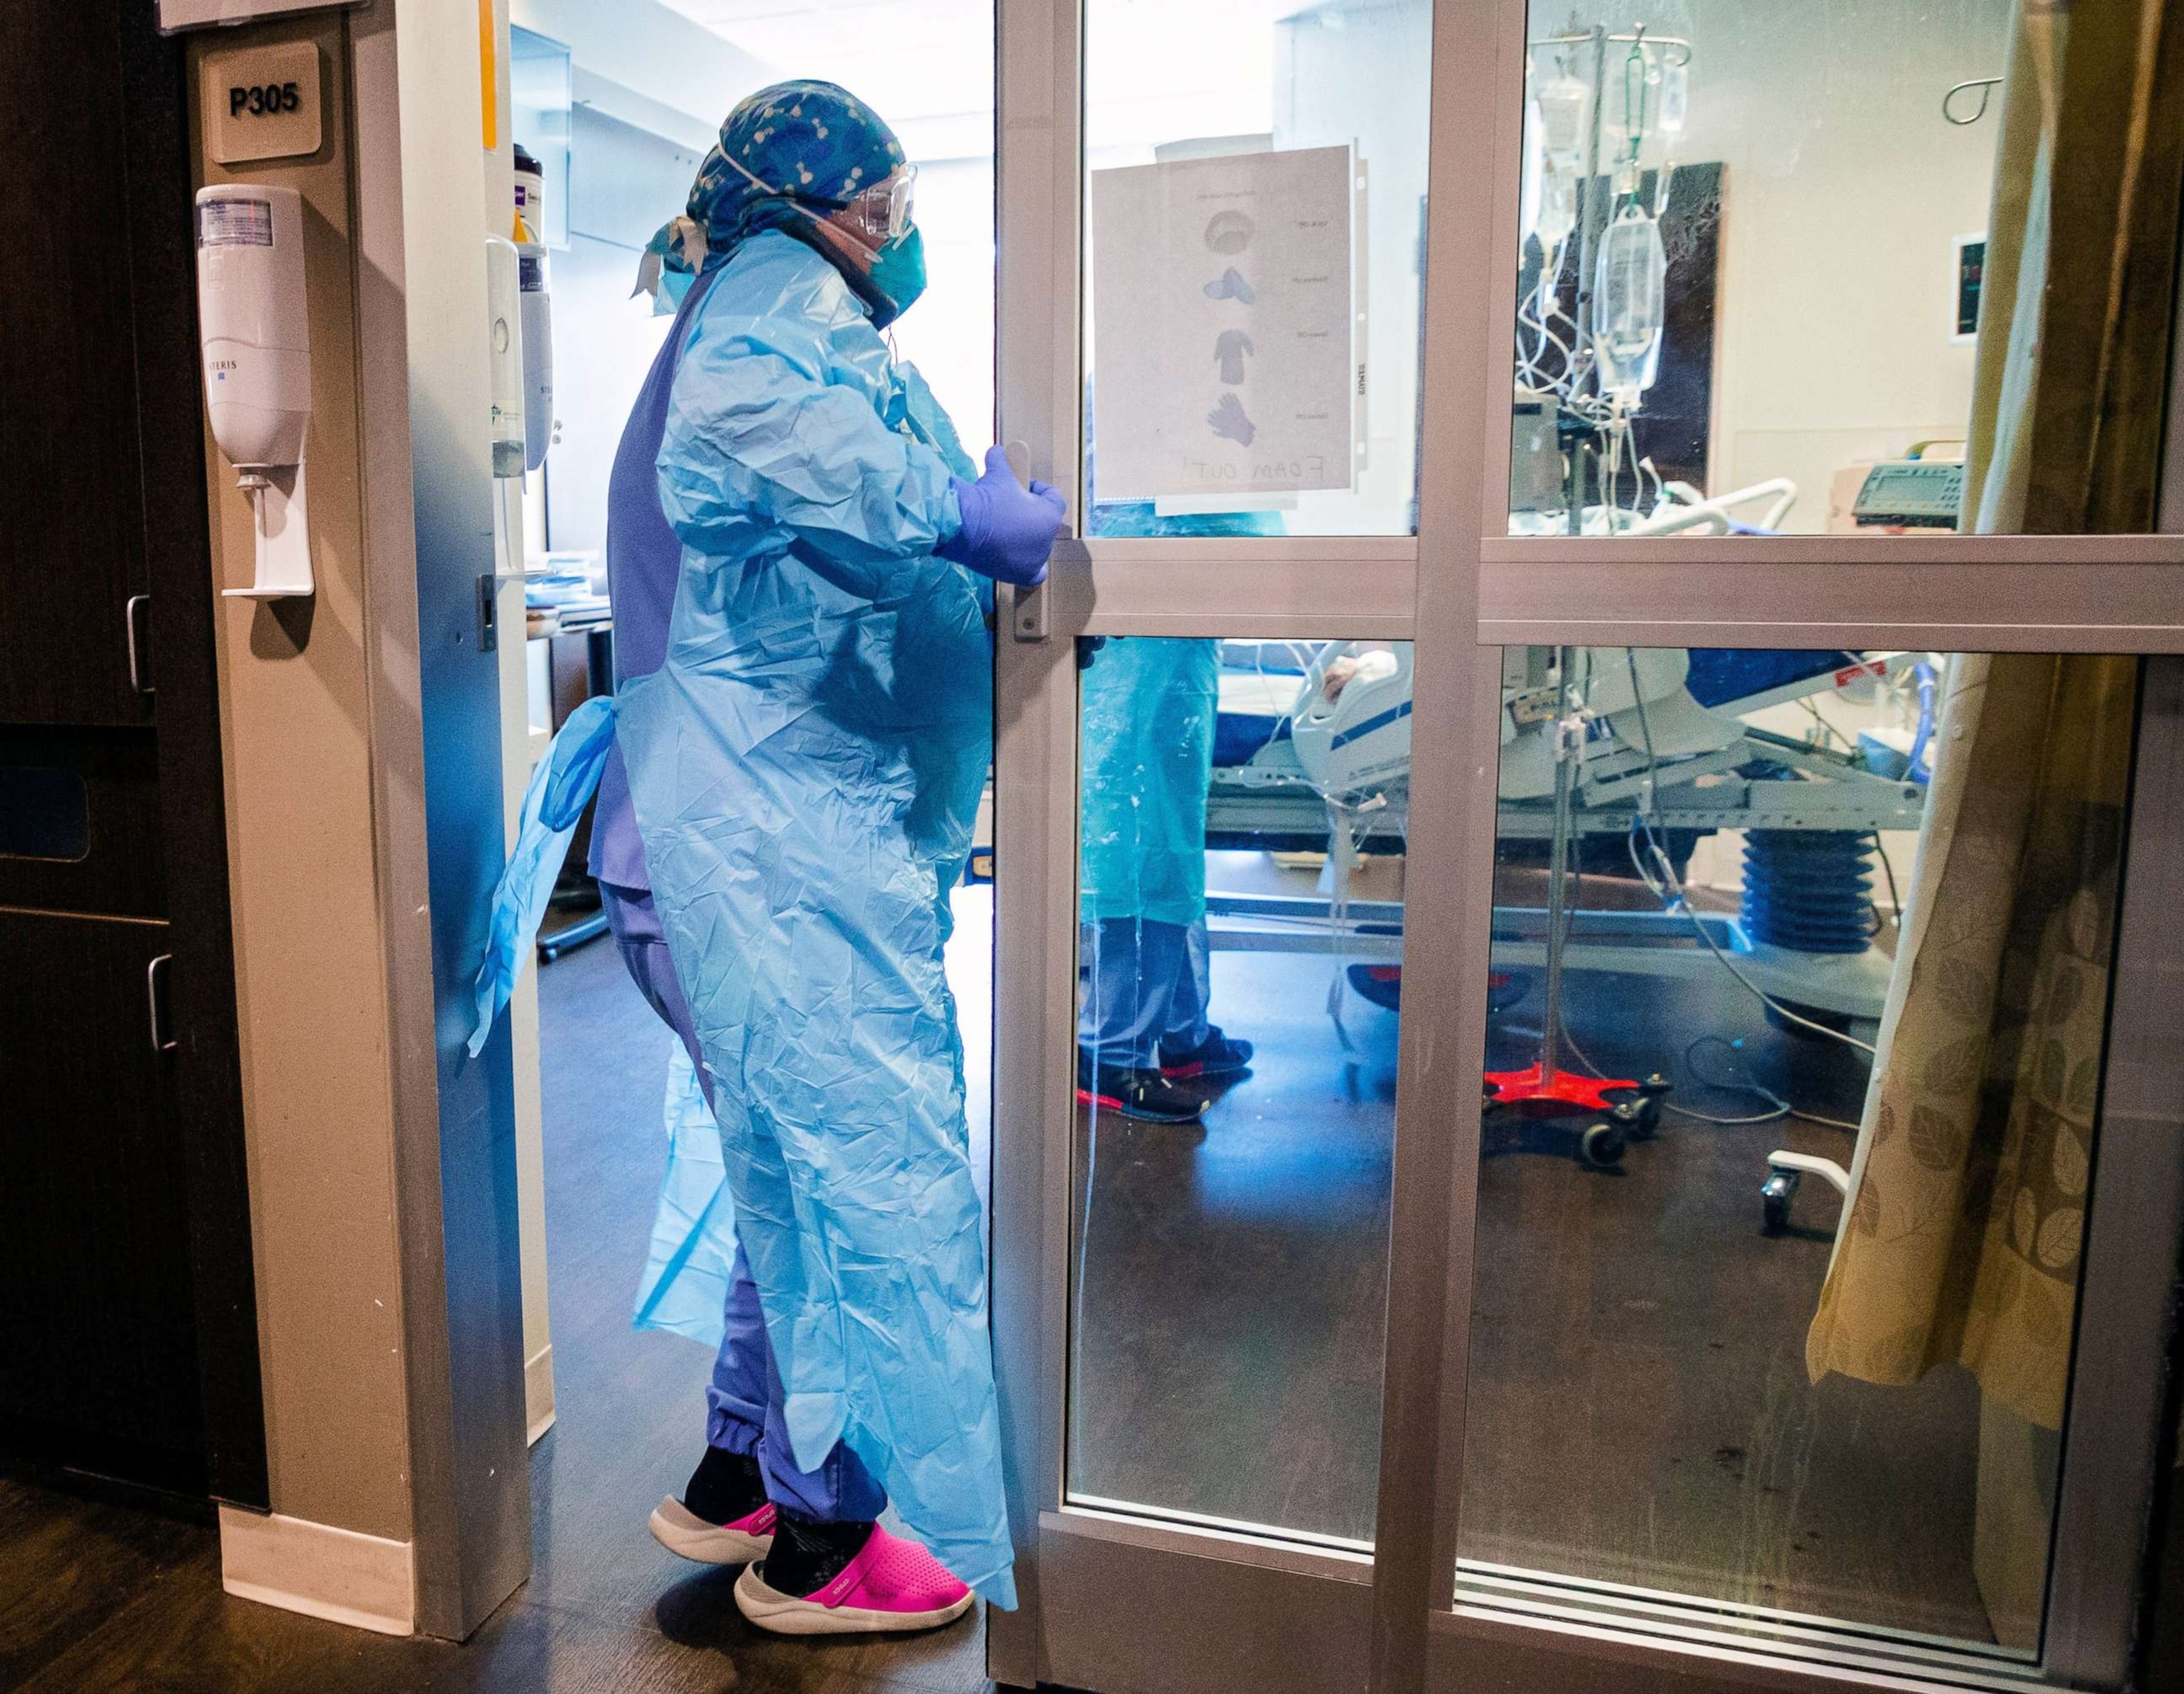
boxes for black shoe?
[1076,1054,1209,1125]
[1159,1025,1253,1081]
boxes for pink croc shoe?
[648,1496,777,1565]
[733,1523,974,1636]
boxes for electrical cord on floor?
[1499,1015,1861,1133]
[1792,1108,1862,1133]
[1670,1034,1792,1126]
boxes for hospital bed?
[1202,640,1927,1028]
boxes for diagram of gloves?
[1204,266,1256,304]
[1206,392,1257,446]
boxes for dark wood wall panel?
[0,911,205,1483]
[0,1,153,727]
[119,0,267,1508]
[0,0,264,1510]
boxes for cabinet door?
[0,0,153,727]
[0,909,205,1491]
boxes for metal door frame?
[991,0,2184,1688]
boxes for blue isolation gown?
[614,230,1011,1603]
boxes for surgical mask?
[858,225,926,327]
[657,265,697,312]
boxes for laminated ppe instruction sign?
[1091,145,1356,501]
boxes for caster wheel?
[1760,1169,1800,1235]
[1610,1099,1656,1141]
[1580,1122,1627,1169]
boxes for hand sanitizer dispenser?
[196,182,314,599]
[514,144,555,473]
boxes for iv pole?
[1480,647,1669,1168]
[1571,26,1606,535]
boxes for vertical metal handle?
[125,594,154,695]
[1003,439,1052,642]
[146,954,177,1055]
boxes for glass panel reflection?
[1084,0,1430,535]
[1508,1,2023,535]
[1460,646,2140,1663]
[1069,637,1411,1543]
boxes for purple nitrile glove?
[937,445,1067,587]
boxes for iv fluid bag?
[1524,63,1580,257]
[1659,60,1689,135]
[1537,72,1588,166]
[1594,208,1666,402]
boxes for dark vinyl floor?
[1462,961,1992,1644]
[3,913,1001,1694]
[1069,862,1998,1647]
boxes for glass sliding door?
[1416,0,2184,1687]
[987,0,1442,1685]
[991,0,2184,1685]
[1067,636,1415,1548]
[1456,644,2144,1661]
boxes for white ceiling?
[653,0,995,130]
[654,0,1323,156]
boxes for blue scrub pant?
[1078,915,1213,1070]
[600,881,887,1526]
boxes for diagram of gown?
[1213,328,1254,385]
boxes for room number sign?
[201,41,323,166]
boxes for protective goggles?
[724,154,916,244]
[854,165,918,242]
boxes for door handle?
[126,594,154,696]
[1004,441,1051,643]
[147,954,178,1055]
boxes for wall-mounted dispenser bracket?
[225,462,315,599]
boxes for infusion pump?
[1830,459,1967,533]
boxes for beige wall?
[190,9,414,1544]
[1542,0,2014,530]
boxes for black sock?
[682,1445,766,1526]
[760,1513,876,1597]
